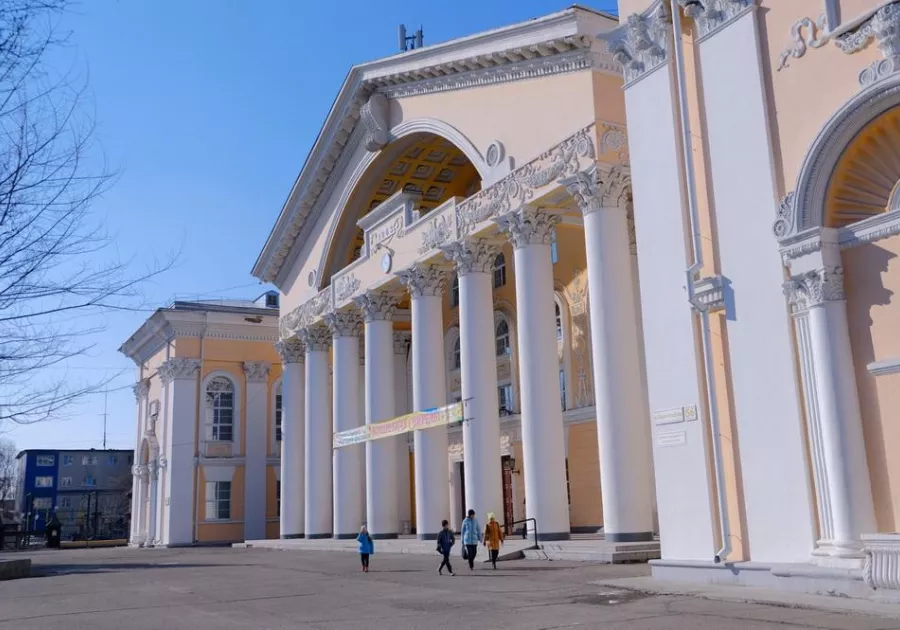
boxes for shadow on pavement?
[30,562,238,577]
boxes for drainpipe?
[670,0,731,564]
[192,313,209,544]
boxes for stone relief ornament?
[159,358,200,384]
[608,3,671,84]
[243,361,271,383]
[393,330,411,355]
[678,0,755,39]
[497,208,561,249]
[397,264,448,297]
[354,292,398,322]
[281,287,333,337]
[485,141,505,168]
[324,311,363,338]
[299,324,332,352]
[334,273,361,302]
[275,339,306,364]
[783,266,846,312]
[133,378,150,402]
[442,239,498,276]
[599,125,629,165]
[777,15,829,71]
[772,191,796,240]
[419,214,453,254]
[361,92,390,152]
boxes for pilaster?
[243,361,271,542]
[277,338,306,539]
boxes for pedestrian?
[461,509,481,571]
[436,519,455,576]
[483,512,504,569]
[357,525,374,573]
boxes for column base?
[281,534,305,540]
[606,531,654,543]
[334,533,358,540]
[536,532,571,542]
[371,533,399,540]
[417,532,439,541]
[306,533,333,540]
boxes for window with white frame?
[34,476,53,488]
[275,383,283,443]
[495,319,510,356]
[450,274,459,308]
[206,377,235,442]
[559,369,567,412]
[36,455,54,467]
[555,301,563,341]
[493,253,506,288]
[60,477,72,487]
[452,337,461,370]
[62,455,74,466]
[83,475,96,487]
[498,384,513,416]
[550,227,559,264]
[82,455,98,466]
[205,481,231,520]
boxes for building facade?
[15,449,133,538]
[120,294,282,546]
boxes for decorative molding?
[561,164,631,214]
[393,330,411,356]
[243,361,271,383]
[419,214,454,254]
[497,208,561,249]
[839,209,900,249]
[159,358,200,385]
[133,378,150,402]
[783,266,846,312]
[397,264,447,298]
[455,125,595,235]
[275,339,305,364]
[626,205,637,255]
[779,227,824,261]
[693,275,726,312]
[678,0,755,40]
[280,288,333,338]
[354,292,398,322]
[360,93,390,152]
[324,311,363,338]
[867,357,900,377]
[777,15,829,71]
[772,191,797,240]
[599,124,628,165]
[442,239,499,276]
[334,273,360,302]
[608,3,672,85]
[863,534,900,589]
[299,324,332,352]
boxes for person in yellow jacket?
[483,512,504,570]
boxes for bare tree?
[0,438,16,505]
[0,1,172,425]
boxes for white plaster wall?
[163,376,198,546]
[698,11,816,562]
[626,64,717,561]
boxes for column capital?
[393,330,411,355]
[397,264,447,297]
[442,239,499,276]
[324,310,363,338]
[299,324,332,352]
[159,358,200,385]
[354,291,398,322]
[497,208,560,249]
[275,338,306,364]
[133,378,150,402]
[243,361,271,383]
[561,165,631,215]
[132,464,149,479]
[783,266,846,312]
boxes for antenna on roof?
[398,24,424,52]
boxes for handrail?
[508,517,539,550]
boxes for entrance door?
[501,456,514,534]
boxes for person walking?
[436,519,455,576]
[461,509,481,571]
[357,525,374,573]
[483,512,504,570]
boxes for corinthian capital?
[783,266,846,312]
[562,165,631,214]
[299,324,332,352]
[608,5,671,84]
[133,378,150,403]
[497,208,560,249]
[442,239,499,276]
[159,358,200,385]
[324,310,363,338]
[275,339,305,365]
[397,264,448,298]
[243,361,271,383]
[354,292,398,322]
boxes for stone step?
[524,541,661,564]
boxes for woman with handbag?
[460,509,481,571]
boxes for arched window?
[555,301,563,341]
[450,275,460,308]
[493,253,506,288]
[206,377,235,442]
[495,319,510,356]
[453,337,461,370]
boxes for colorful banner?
[333,402,463,448]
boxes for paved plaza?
[1,548,900,629]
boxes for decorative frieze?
[360,92,390,152]
[497,208,561,249]
[324,311,363,338]
[133,378,150,402]
[159,358,200,385]
[393,331,411,356]
[608,4,671,85]
[783,267,846,312]
[678,0,755,39]
[243,361,271,383]
[419,214,454,254]
[442,239,499,276]
[299,324,332,352]
[334,273,360,303]
[281,288,333,338]
[397,264,448,298]
[275,338,305,364]
[354,292,398,322]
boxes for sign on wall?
[333,403,463,448]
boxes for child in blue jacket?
[357,525,374,573]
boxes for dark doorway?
[502,455,514,534]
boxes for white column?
[497,209,570,540]
[243,361,271,541]
[355,292,399,538]
[399,264,450,540]
[147,460,160,546]
[132,465,148,544]
[300,325,333,538]
[564,167,655,542]
[785,259,876,560]
[276,340,305,538]
[130,379,150,544]
[393,331,412,533]
[325,311,365,539]
[159,358,200,546]
[445,239,504,524]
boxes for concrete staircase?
[524,538,661,564]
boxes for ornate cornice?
[299,324,332,352]
[280,288,333,339]
[324,311,363,338]
[608,3,672,86]
[561,164,632,214]
[276,339,306,365]
[783,266,846,312]
[397,264,448,298]
[243,361,271,383]
[133,378,150,403]
[159,358,200,385]
[442,239,499,277]
[497,208,561,249]
[354,292,398,322]
[393,330,411,356]
[678,0,755,40]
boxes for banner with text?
[333,402,463,448]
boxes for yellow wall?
[196,466,245,543]
[567,422,603,529]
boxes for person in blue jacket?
[461,509,482,571]
[357,525,374,573]
[436,519,455,576]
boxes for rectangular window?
[559,370,567,412]
[498,385,513,416]
[82,455,98,466]
[36,455,55,467]
[62,455,74,466]
[108,455,118,466]
[34,476,54,488]
[205,481,231,520]
[60,477,72,487]
[275,393,283,442]
[59,497,71,509]
[33,497,52,510]
[276,480,281,518]
[83,475,96,487]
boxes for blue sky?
[5,0,618,453]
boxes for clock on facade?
[381,252,392,274]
